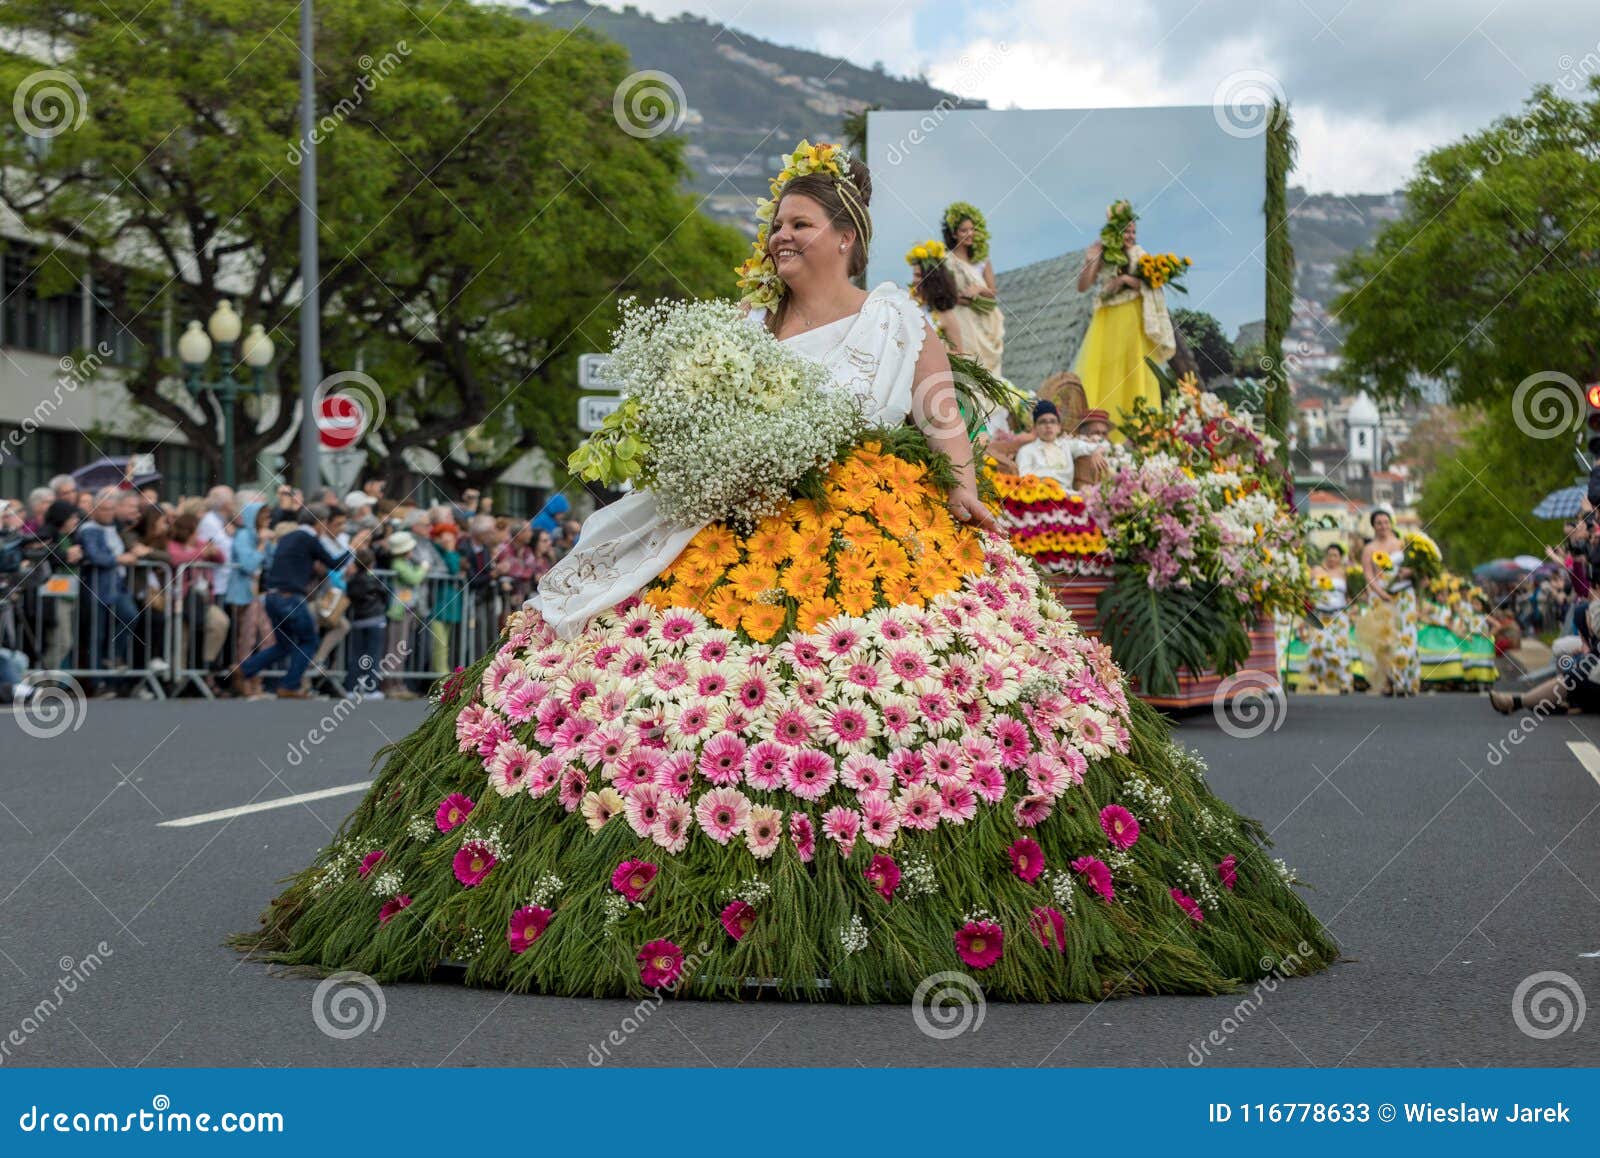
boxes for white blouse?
[529,282,929,639]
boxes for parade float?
[995,381,1303,708]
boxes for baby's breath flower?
[839,914,869,954]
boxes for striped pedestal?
[1045,573,1281,710]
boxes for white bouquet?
[569,299,864,528]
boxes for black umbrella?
[72,455,162,492]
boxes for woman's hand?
[949,485,997,532]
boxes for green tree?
[1333,78,1600,562]
[1415,403,1571,567]
[0,0,745,491]
[1170,308,1234,383]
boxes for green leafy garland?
[1099,199,1138,271]
[943,201,990,263]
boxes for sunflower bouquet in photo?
[1135,251,1192,294]
[904,238,947,277]
[1401,530,1443,584]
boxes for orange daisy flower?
[727,560,780,602]
[869,491,914,537]
[779,556,829,599]
[833,550,875,589]
[836,583,878,617]
[880,572,920,606]
[693,524,742,568]
[703,585,748,631]
[795,595,841,633]
[740,602,788,643]
[744,519,791,569]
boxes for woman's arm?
[1361,543,1391,600]
[934,309,969,356]
[1076,242,1103,293]
[910,320,997,532]
[979,259,997,298]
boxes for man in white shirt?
[1014,402,1114,491]
[197,485,236,600]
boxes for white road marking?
[157,781,373,828]
[1564,741,1600,789]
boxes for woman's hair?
[766,161,874,335]
[171,511,200,543]
[1369,508,1393,528]
[1322,542,1345,557]
[940,213,970,252]
[918,260,959,311]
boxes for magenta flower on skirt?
[1217,854,1238,890]
[1071,855,1115,902]
[377,894,412,925]
[507,905,553,954]
[1170,888,1205,924]
[1030,906,1067,953]
[435,793,475,833]
[954,920,1004,969]
[1008,838,1044,883]
[864,854,900,900]
[1099,804,1140,850]
[358,849,386,878]
[611,859,659,903]
[720,900,756,941]
[638,939,685,988]
[452,841,497,887]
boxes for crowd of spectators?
[0,471,582,703]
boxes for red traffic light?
[1587,383,1600,409]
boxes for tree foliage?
[0,0,746,490]
[1170,308,1234,384]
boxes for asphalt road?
[2,688,1597,1068]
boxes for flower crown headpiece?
[735,139,868,310]
[942,201,989,262]
[1099,199,1138,268]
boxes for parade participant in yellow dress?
[1074,200,1178,424]
[1304,543,1356,694]
[1356,511,1420,696]
[941,202,1005,377]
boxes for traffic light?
[1586,382,1600,457]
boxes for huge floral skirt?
[1356,589,1420,695]
[235,444,1336,1001]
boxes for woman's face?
[1372,513,1392,537]
[955,218,975,246]
[769,193,848,283]
[1122,221,1137,247]
[534,530,552,554]
[1322,546,1343,570]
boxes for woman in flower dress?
[941,202,1005,376]
[1356,510,1420,697]
[1303,543,1355,694]
[1074,201,1175,422]
[235,141,1334,1002]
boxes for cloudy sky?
[606,0,1600,194]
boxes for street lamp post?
[179,300,276,488]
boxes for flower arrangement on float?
[1080,382,1308,695]
[987,471,1112,576]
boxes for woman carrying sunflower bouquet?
[940,201,1005,376]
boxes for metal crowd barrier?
[12,554,522,701]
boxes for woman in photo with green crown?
[232,139,1334,1003]
[1074,200,1178,424]
[940,202,1006,377]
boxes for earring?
[839,243,847,252]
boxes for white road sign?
[578,394,624,433]
[577,353,612,389]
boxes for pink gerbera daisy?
[694,787,751,845]
[1217,854,1238,891]
[860,795,899,847]
[841,753,890,795]
[527,754,563,798]
[358,849,386,878]
[789,812,816,862]
[658,611,699,642]
[879,701,916,739]
[720,900,756,941]
[696,637,730,664]
[823,625,864,658]
[886,647,931,683]
[744,741,790,791]
[615,749,663,793]
[1171,888,1205,924]
[1013,793,1053,828]
[655,752,696,799]
[991,718,1032,770]
[1030,906,1067,953]
[795,674,828,705]
[435,793,475,832]
[968,763,1006,803]
[821,806,861,856]
[637,939,684,988]
[783,637,825,670]
[1008,837,1044,883]
[1100,804,1140,850]
[896,782,942,830]
[825,703,874,751]
[698,733,749,786]
[939,782,978,824]
[489,740,537,797]
[507,905,553,954]
[1071,855,1115,902]
[888,748,927,787]
[925,739,966,785]
[735,672,771,712]
[611,858,659,902]
[784,749,838,800]
[1025,753,1069,800]
[558,767,589,813]
[377,894,412,925]
[652,799,692,853]
[770,706,818,748]
[502,677,545,723]
[864,854,900,900]
[954,920,1004,969]
[624,783,663,836]
[452,841,497,887]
